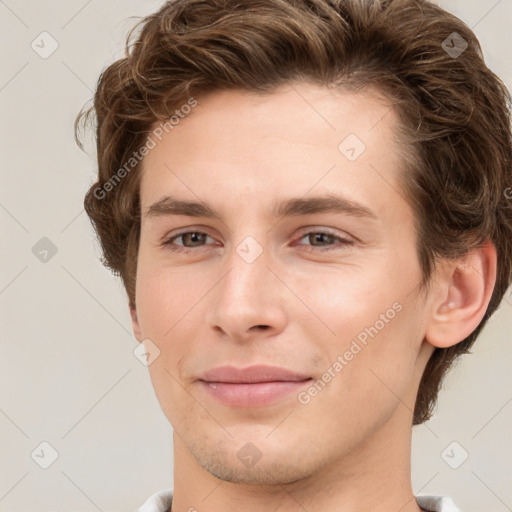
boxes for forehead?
[139,82,407,214]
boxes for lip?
[199,365,311,383]
[198,365,312,407]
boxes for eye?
[294,230,353,251]
[161,229,354,254]
[162,231,216,252]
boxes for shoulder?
[416,495,461,512]
[136,488,173,512]
[136,490,461,512]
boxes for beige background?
[1,1,511,511]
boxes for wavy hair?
[76,0,512,424]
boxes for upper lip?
[198,365,312,384]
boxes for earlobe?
[425,241,497,349]
[129,301,144,342]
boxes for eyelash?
[161,229,354,253]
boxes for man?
[76,0,512,510]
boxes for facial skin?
[129,82,495,512]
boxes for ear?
[425,241,497,349]
[129,301,143,342]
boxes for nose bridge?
[221,234,272,306]
[206,232,287,338]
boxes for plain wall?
[1,1,511,511]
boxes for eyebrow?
[144,194,377,220]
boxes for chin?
[188,436,320,486]
[200,456,314,486]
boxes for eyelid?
[161,226,355,255]
[161,226,216,243]
[162,226,351,241]
[293,226,354,243]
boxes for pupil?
[312,233,331,245]
[186,232,204,246]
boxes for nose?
[204,239,288,343]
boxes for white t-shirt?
[136,488,461,511]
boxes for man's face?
[132,82,432,484]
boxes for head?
[77,0,512,484]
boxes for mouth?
[197,365,313,407]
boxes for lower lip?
[199,380,312,407]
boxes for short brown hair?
[76,0,512,424]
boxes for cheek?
[135,259,200,340]
[136,268,197,421]
[292,252,424,395]
[287,260,407,341]
[296,300,422,443]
